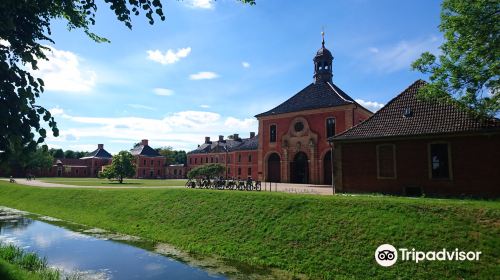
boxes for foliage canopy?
[412,0,499,117]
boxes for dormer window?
[403,107,413,117]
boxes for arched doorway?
[291,152,309,184]
[323,151,332,185]
[267,153,281,182]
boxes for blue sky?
[34,0,442,153]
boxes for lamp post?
[328,138,335,195]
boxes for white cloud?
[224,117,257,130]
[147,47,191,65]
[366,36,441,73]
[49,107,71,118]
[67,144,99,152]
[0,39,11,47]
[185,0,214,9]
[153,88,174,96]
[127,104,156,111]
[355,99,384,112]
[45,109,258,151]
[34,46,96,92]
[200,104,210,108]
[242,61,250,68]
[189,71,219,80]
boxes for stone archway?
[323,151,332,185]
[291,152,309,184]
[267,153,281,182]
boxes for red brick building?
[332,80,500,197]
[187,133,258,179]
[255,38,371,184]
[165,164,187,179]
[187,38,372,184]
[38,144,112,177]
[130,139,166,178]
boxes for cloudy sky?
[33,0,442,153]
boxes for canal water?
[0,206,228,279]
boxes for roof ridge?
[332,79,427,139]
[327,82,353,103]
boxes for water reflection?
[0,207,226,280]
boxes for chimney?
[250,132,255,138]
[98,144,104,149]
[233,134,239,140]
[141,139,148,146]
[205,136,211,144]
[218,135,224,142]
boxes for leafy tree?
[173,150,187,165]
[155,147,187,165]
[49,148,64,159]
[64,150,76,159]
[156,146,175,165]
[412,0,499,117]
[75,151,88,158]
[187,163,225,179]
[25,145,54,172]
[99,151,135,183]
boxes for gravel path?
[2,178,333,195]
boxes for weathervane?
[321,26,325,47]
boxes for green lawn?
[0,181,498,279]
[37,177,187,187]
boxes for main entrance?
[267,153,281,182]
[290,152,309,184]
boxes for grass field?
[37,177,187,187]
[0,181,498,279]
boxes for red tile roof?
[333,80,500,141]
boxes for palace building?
[187,35,373,184]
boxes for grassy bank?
[0,182,498,279]
[37,178,187,187]
[0,243,59,280]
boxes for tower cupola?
[313,32,333,84]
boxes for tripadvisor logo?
[375,244,482,267]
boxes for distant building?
[332,80,500,197]
[130,139,166,179]
[187,133,258,179]
[187,36,372,184]
[165,164,187,179]
[39,144,112,177]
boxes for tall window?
[326,118,336,138]
[206,157,209,163]
[238,168,241,176]
[377,144,396,178]
[430,143,450,179]
[248,167,252,177]
[248,154,252,162]
[189,158,192,164]
[270,125,277,143]
[195,158,197,164]
[238,154,241,162]
[211,157,214,163]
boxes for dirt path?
[2,178,334,195]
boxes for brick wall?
[336,134,500,197]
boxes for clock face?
[294,121,304,132]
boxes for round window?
[294,121,304,132]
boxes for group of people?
[26,174,36,181]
